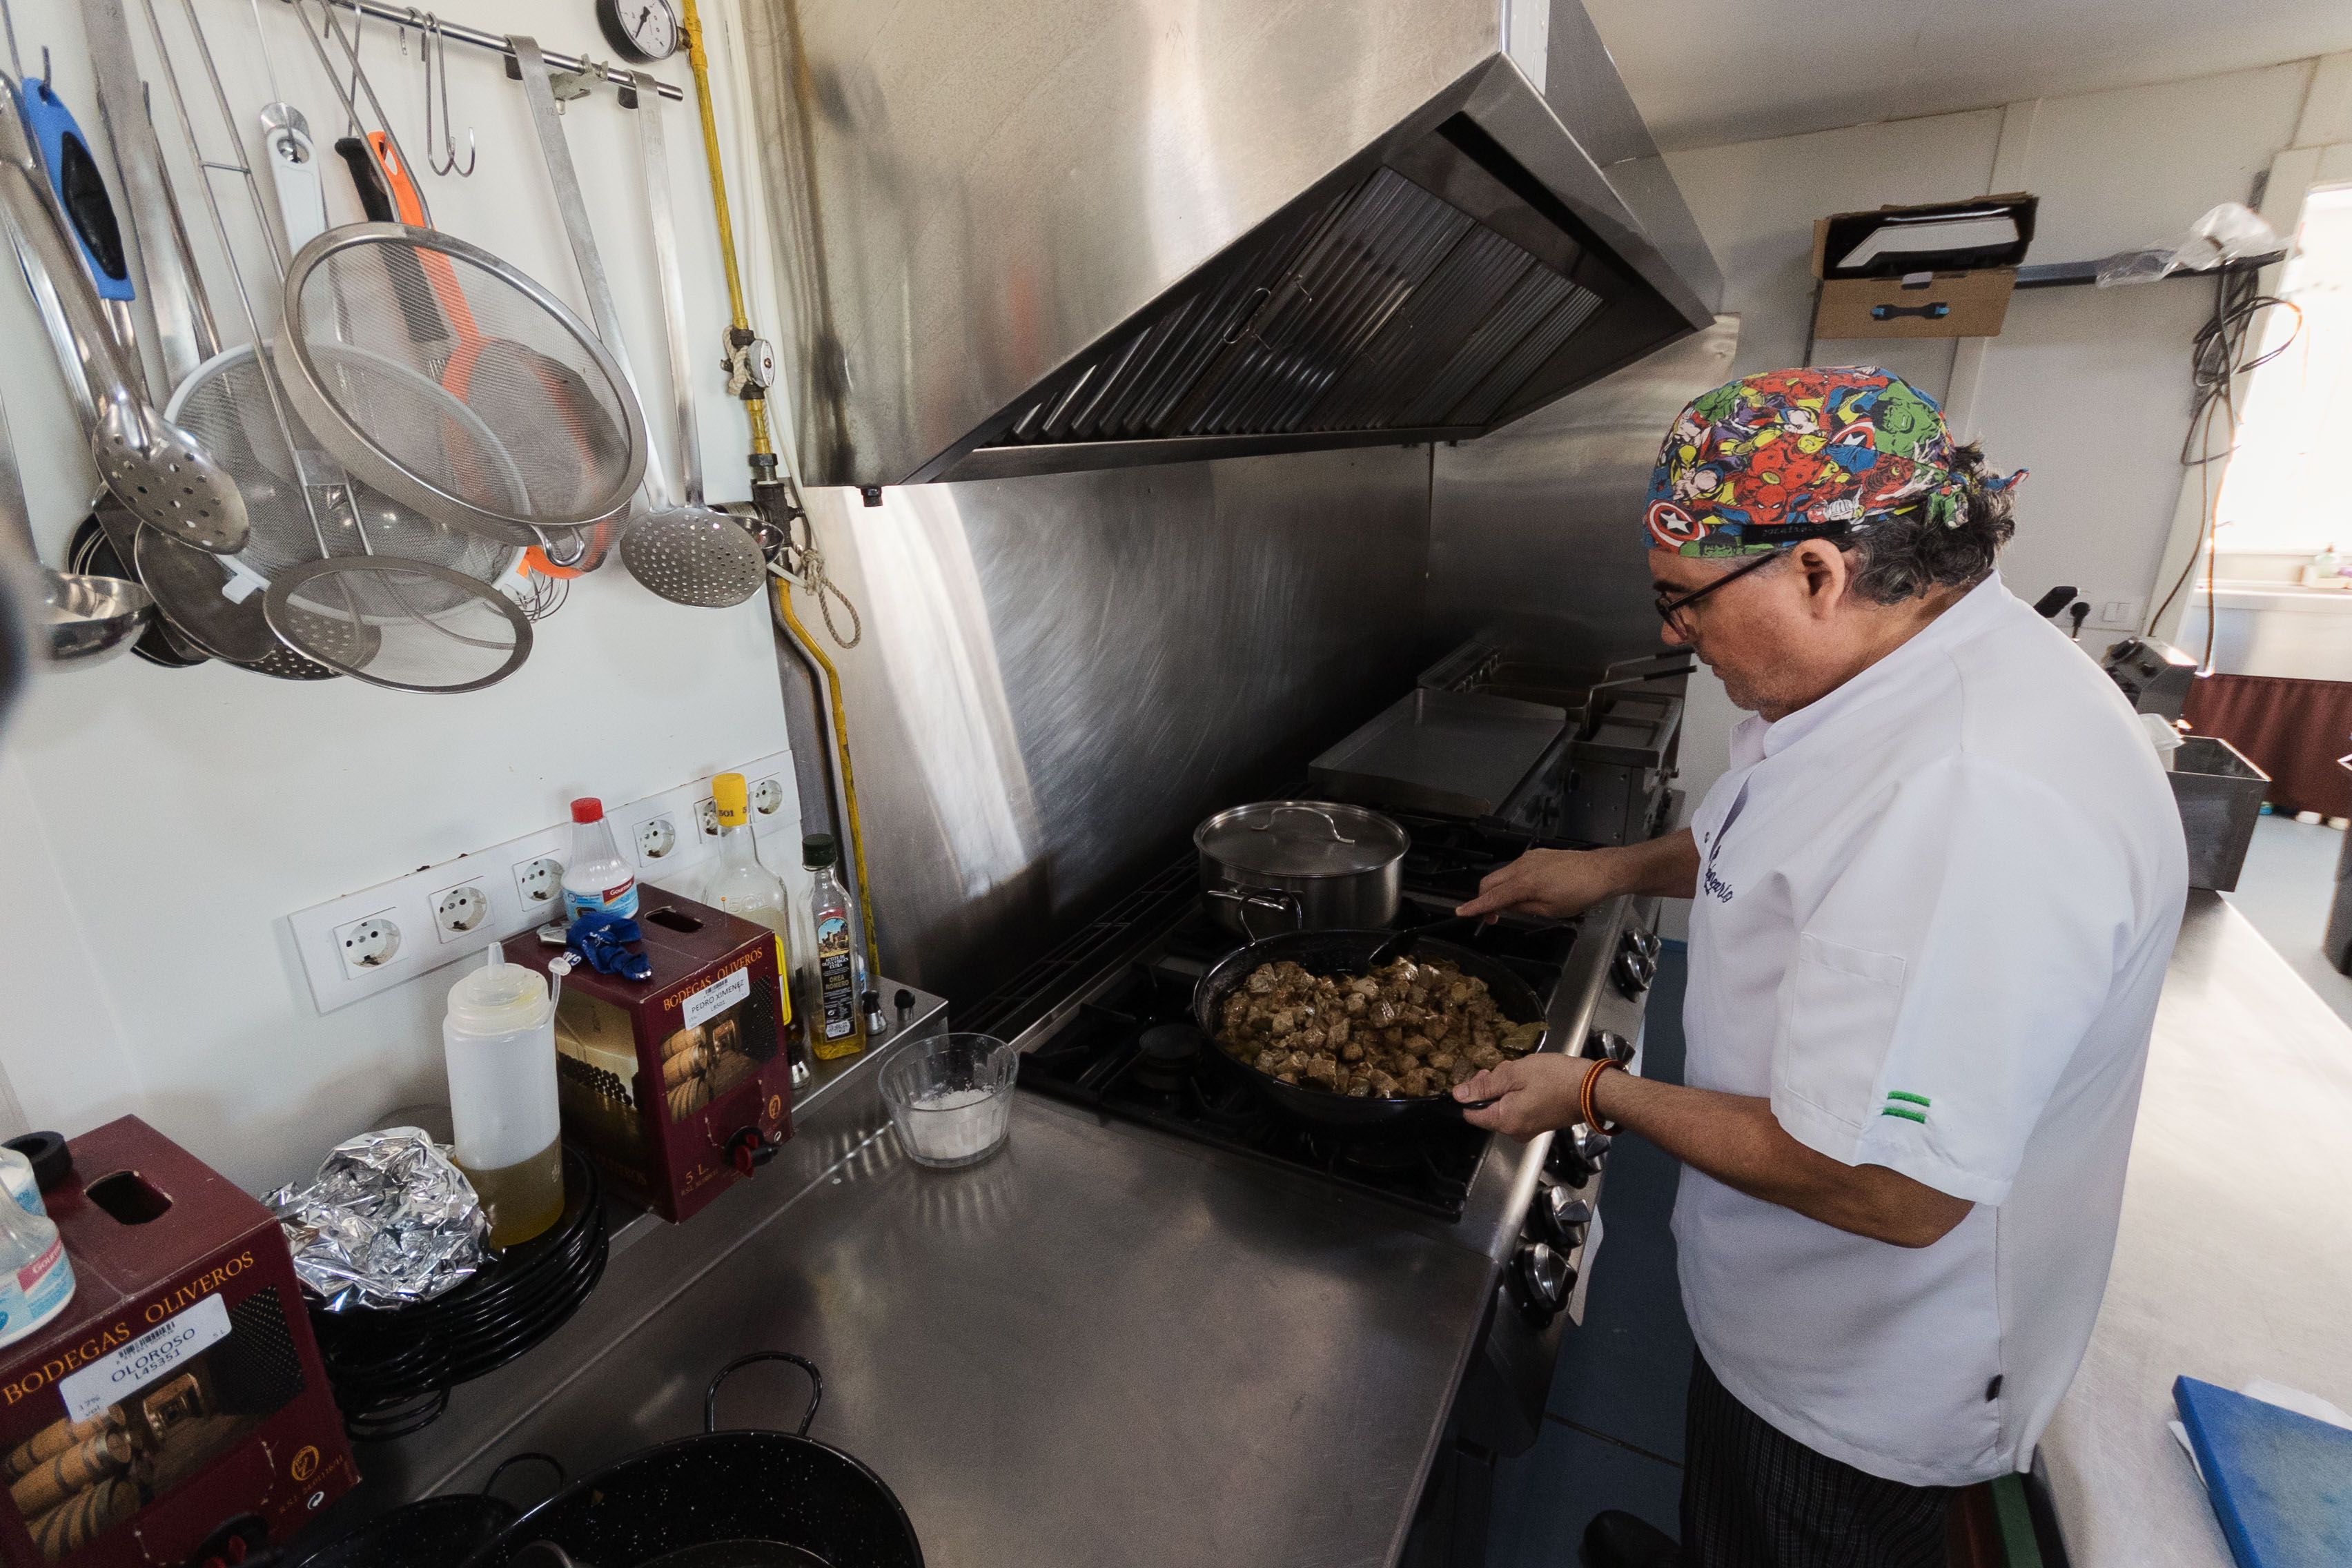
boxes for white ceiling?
[1582,0,2352,151]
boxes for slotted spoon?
[0,78,246,552]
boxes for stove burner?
[1135,1023,1204,1094]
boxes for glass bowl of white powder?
[881,1033,1019,1168]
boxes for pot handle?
[707,1351,823,1438]
[1206,885,1302,941]
[1248,804,1357,843]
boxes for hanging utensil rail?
[266,0,683,100]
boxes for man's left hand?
[1455,1055,1586,1139]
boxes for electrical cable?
[2148,262,2302,662]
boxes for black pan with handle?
[1191,928,1549,1133]
[469,1353,921,1568]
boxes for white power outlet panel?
[288,755,798,1013]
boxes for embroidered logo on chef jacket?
[1881,1091,1930,1124]
[1700,785,1752,905]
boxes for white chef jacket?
[1676,573,2187,1487]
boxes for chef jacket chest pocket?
[1775,934,1909,1130]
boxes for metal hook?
[422,12,474,176]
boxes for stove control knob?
[1509,1242,1575,1321]
[1611,947,1656,997]
[1547,1135,1595,1188]
[1585,1030,1634,1064]
[1575,1128,1614,1168]
[1625,928,1663,962]
[1529,1186,1594,1251]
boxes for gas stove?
[963,811,1637,1224]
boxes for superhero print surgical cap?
[1644,366,2024,557]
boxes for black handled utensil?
[333,135,448,345]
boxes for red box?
[0,1119,357,1568]
[509,887,795,1222]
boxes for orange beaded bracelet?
[1580,1056,1626,1135]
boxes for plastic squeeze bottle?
[0,1179,72,1349]
[563,797,639,921]
[444,943,565,1247]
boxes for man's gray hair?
[1843,441,2018,605]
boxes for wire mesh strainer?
[168,344,513,604]
[264,555,529,693]
[273,223,648,546]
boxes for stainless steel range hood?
[739,0,1719,489]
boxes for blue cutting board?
[2173,1375,2352,1568]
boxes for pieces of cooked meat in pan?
[1216,957,1545,1099]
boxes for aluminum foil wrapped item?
[268,1127,490,1311]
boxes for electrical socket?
[334,911,401,977]
[750,775,787,816]
[696,798,721,839]
[513,855,565,914]
[431,882,491,942]
[636,814,680,863]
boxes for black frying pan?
[1192,929,1548,1132]
[470,1354,921,1568]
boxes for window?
[2213,184,2352,554]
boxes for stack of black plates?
[308,1146,608,1440]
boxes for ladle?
[0,384,153,667]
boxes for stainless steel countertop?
[2040,892,2352,1567]
[331,967,1541,1567]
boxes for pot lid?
[1195,801,1409,877]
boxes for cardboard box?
[1808,197,2032,341]
[1812,267,2018,340]
[0,1119,357,1568]
[508,887,795,1222]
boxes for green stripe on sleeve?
[1885,1090,1931,1107]
[1879,1106,1928,1124]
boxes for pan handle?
[1206,885,1302,942]
[706,1351,823,1438]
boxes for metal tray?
[1309,687,1567,819]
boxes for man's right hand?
[1456,829,1702,921]
[1457,848,1623,921]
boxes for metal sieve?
[166,344,514,605]
[264,556,530,694]
[272,222,649,546]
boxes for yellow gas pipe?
[679,0,881,983]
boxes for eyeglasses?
[1653,549,1783,634]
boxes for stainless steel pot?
[1194,801,1407,939]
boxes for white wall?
[0,0,800,1193]
[1658,58,2324,823]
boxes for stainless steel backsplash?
[792,446,1432,1001]
[1427,316,1740,673]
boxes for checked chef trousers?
[1680,1353,1951,1568]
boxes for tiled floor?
[1487,945,1694,1567]
[2222,813,2352,1028]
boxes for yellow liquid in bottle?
[460,1137,566,1248]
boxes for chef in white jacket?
[1454,366,2187,1568]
